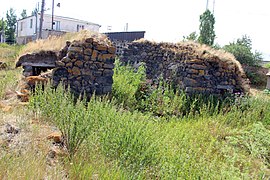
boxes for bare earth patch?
[0,98,67,179]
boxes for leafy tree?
[183,31,198,42]
[21,9,27,19]
[0,19,7,42]
[5,8,17,44]
[198,9,216,46]
[0,19,7,32]
[223,35,263,66]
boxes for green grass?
[0,43,22,66]
[0,44,22,99]
[29,60,270,179]
[0,69,21,99]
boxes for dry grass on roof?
[134,39,244,74]
[19,30,110,56]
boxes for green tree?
[198,9,216,46]
[0,19,7,32]
[21,9,27,19]
[5,8,17,44]
[0,19,7,42]
[223,35,263,66]
[183,31,198,42]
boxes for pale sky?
[1,0,270,60]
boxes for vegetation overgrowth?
[29,59,270,179]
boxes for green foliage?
[28,61,270,178]
[0,70,19,98]
[227,122,270,166]
[30,82,270,178]
[29,85,93,159]
[5,8,17,44]
[0,44,22,98]
[263,89,270,95]
[198,10,216,46]
[182,31,198,42]
[20,9,27,19]
[135,81,226,118]
[223,35,263,66]
[264,62,270,69]
[0,19,7,35]
[112,59,145,108]
[0,43,23,66]
[245,71,265,86]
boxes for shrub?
[223,35,263,66]
[112,59,145,108]
[30,85,93,158]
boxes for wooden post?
[51,0,54,30]
[38,0,45,39]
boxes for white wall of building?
[17,14,100,40]
[17,16,37,37]
[42,14,100,32]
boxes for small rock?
[0,62,7,69]
[16,91,30,102]
[47,132,62,143]
[0,102,11,112]
[47,149,56,159]
[71,67,81,76]
[4,123,20,134]
[25,76,48,86]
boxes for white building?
[16,13,101,44]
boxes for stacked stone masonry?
[122,40,250,95]
[53,38,116,98]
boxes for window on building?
[30,19,33,28]
[20,22,23,31]
[82,25,84,30]
[77,24,80,32]
[55,21,60,31]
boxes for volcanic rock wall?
[122,40,249,94]
[53,38,116,98]
[16,51,58,76]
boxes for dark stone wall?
[53,38,116,98]
[122,40,250,95]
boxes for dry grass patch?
[19,30,111,56]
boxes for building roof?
[104,31,145,42]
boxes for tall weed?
[30,85,92,158]
[112,59,145,108]
[29,60,270,178]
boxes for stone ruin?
[15,34,250,101]
[121,40,250,95]
[53,38,116,98]
[16,36,116,101]
[16,51,58,77]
